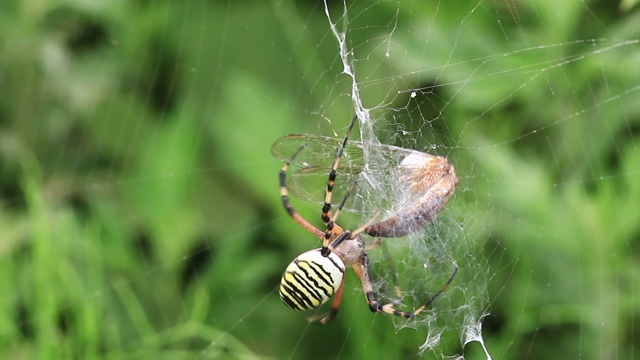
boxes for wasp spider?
[278,115,458,323]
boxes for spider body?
[276,115,458,323]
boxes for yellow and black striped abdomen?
[279,249,345,311]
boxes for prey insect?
[275,115,458,323]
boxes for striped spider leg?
[277,115,458,323]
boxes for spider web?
[279,2,491,357]
[1,0,639,360]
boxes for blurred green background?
[1,0,639,359]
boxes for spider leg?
[363,240,403,301]
[373,242,403,301]
[322,115,359,238]
[351,210,381,237]
[411,265,458,315]
[329,178,357,223]
[353,253,458,319]
[280,145,325,240]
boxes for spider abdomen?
[279,249,345,311]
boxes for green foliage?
[0,0,638,359]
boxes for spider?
[277,114,459,323]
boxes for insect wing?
[272,133,416,168]
[272,134,417,211]
[272,134,366,206]
[286,165,363,209]
[271,134,365,168]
